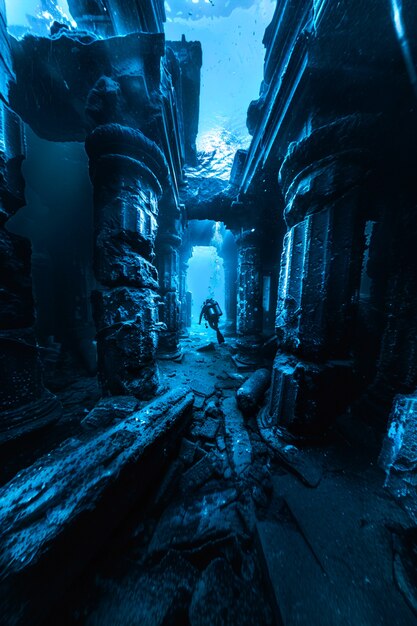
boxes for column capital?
[85,123,169,195]
[279,114,376,228]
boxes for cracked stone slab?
[190,379,216,398]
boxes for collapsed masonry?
[2,0,417,623]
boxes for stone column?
[85,124,168,398]
[265,116,371,435]
[221,229,238,333]
[156,225,182,359]
[0,105,60,444]
[235,229,263,349]
[223,258,237,333]
[179,235,193,331]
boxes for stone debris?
[258,421,322,487]
[193,394,206,409]
[179,437,198,466]
[204,399,223,419]
[84,552,198,626]
[179,451,222,494]
[191,379,216,398]
[189,558,271,626]
[148,489,244,555]
[194,417,220,441]
[197,342,216,352]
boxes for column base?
[235,334,263,353]
[264,353,357,436]
[157,344,183,361]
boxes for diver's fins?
[216,328,225,344]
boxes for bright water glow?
[186,246,225,325]
[211,221,223,249]
[165,0,275,179]
[392,0,405,39]
[5,0,76,31]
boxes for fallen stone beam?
[236,368,271,416]
[0,387,194,626]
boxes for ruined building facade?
[2,0,417,623]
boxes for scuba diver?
[199,298,225,344]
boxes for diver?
[199,298,225,344]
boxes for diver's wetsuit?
[199,298,225,344]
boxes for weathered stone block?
[92,286,158,330]
[81,395,141,430]
[93,287,160,396]
[95,233,158,288]
[179,451,221,493]
[92,155,160,251]
[266,353,355,435]
[96,324,160,397]
[0,387,194,626]
[148,488,243,556]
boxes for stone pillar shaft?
[223,259,237,332]
[236,230,263,342]
[156,230,182,358]
[86,124,168,398]
[0,105,60,443]
[266,117,370,434]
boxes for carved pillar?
[156,222,182,359]
[265,116,371,435]
[235,229,263,348]
[0,106,60,444]
[85,124,168,398]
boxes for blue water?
[165,0,275,179]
